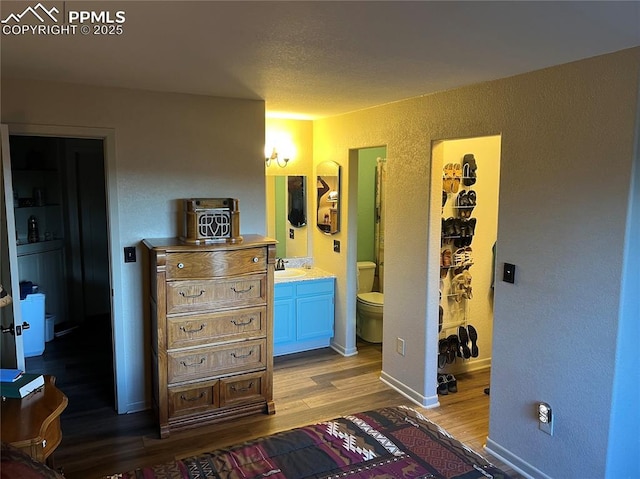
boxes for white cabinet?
[17,241,66,320]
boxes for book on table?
[0,368,23,382]
[0,373,44,398]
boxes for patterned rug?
[103,405,512,479]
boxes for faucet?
[275,258,286,271]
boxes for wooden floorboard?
[32,333,522,478]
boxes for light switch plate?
[503,263,515,283]
[124,246,136,263]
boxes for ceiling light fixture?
[265,147,289,168]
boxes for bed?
[103,405,512,479]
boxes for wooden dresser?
[142,235,277,438]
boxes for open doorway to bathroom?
[355,147,386,347]
[432,135,501,395]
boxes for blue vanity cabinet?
[274,278,335,356]
[273,283,296,345]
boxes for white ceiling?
[2,1,639,119]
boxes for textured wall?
[313,48,639,477]
[1,79,266,412]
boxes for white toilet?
[356,261,384,343]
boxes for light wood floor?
[53,341,521,478]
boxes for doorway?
[6,133,115,410]
[355,146,387,346]
[432,135,501,383]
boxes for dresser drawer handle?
[179,290,205,298]
[231,285,254,294]
[230,381,254,393]
[177,262,185,269]
[180,358,206,367]
[179,324,205,334]
[231,317,254,327]
[252,257,259,263]
[180,392,205,402]
[231,350,254,359]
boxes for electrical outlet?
[396,337,405,356]
[333,240,340,253]
[289,228,294,239]
[538,402,553,435]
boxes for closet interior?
[433,136,501,396]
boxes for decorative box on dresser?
[142,235,277,438]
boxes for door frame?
[1,124,25,370]
[3,123,125,412]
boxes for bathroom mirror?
[316,161,340,234]
[287,175,306,227]
[266,175,308,258]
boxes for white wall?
[314,48,639,477]
[1,78,266,413]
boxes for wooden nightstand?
[1,374,68,467]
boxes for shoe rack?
[438,154,479,384]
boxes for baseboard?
[126,400,149,414]
[485,437,551,479]
[330,340,358,357]
[380,370,439,408]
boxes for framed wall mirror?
[266,175,308,258]
[316,161,340,234]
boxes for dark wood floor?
[27,327,520,478]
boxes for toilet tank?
[357,261,376,294]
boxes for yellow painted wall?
[266,118,313,257]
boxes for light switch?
[503,263,515,283]
[124,246,136,263]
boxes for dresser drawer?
[220,371,267,407]
[165,248,267,280]
[167,307,266,349]
[168,339,266,384]
[168,379,219,418]
[167,275,266,314]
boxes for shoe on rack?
[438,339,448,368]
[446,334,459,362]
[462,154,477,186]
[458,326,471,359]
[468,324,479,358]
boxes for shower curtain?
[375,158,387,292]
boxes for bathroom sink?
[274,268,307,278]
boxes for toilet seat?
[357,292,384,307]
